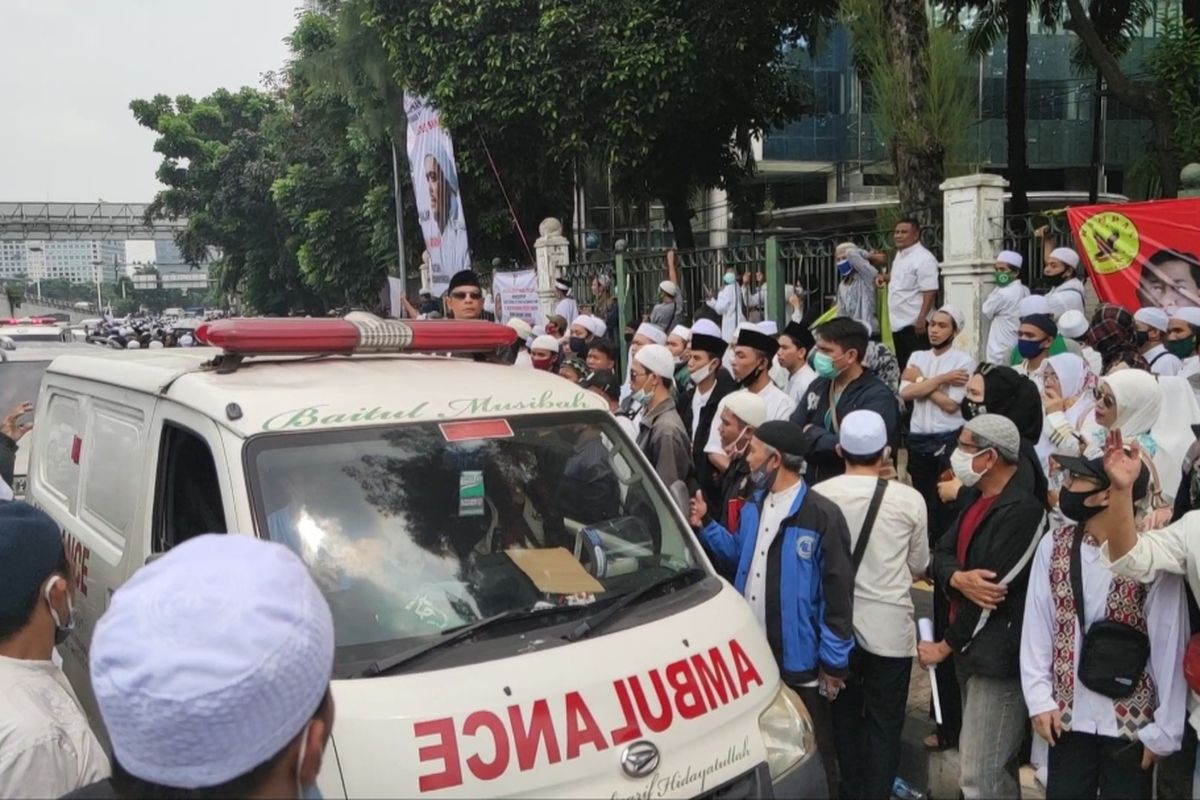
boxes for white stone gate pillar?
[535,217,570,324]
[939,174,1008,362]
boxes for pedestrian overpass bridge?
[0,202,185,240]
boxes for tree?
[363,0,836,248]
[1144,17,1200,178]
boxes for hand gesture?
[1031,710,1063,745]
[819,671,845,700]
[941,369,970,387]
[1102,430,1142,491]
[788,293,802,310]
[937,476,962,503]
[875,274,889,289]
[688,491,707,529]
[1043,383,1065,413]
[0,402,33,442]
[951,568,1008,610]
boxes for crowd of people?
[5,224,1200,799]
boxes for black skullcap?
[736,328,780,360]
[0,502,66,620]
[581,369,621,401]
[1022,313,1058,340]
[690,333,728,359]
[447,270,482,293]
[1055,454,1150,504]
[781,322,814,351]
[754,420,807,457]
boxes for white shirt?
[706,283,745,343]
[769,358,790,391]
[1014,357,1049,394]
[704,383,796,456]
[981,280,1030,364]
[744,479,805,628]
[1024,532,1188,755]
[690,382,714,441]
[0,656,110,798]
[902,348,976,435]
[1046,278,1086,318]
[785,364,818,407]
[1144,343,1183,376]
[554,297,580,325]
[1181,355,1200,380]
[811,476,929,657]
[1102,515,1200,734]
[887,243,940,329]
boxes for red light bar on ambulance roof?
[195,312,517,356]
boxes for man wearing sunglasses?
[444,270,493,321]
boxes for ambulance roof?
[43,348,608,438]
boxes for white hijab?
[1045,353,1094,427]
[1104,369,1162,439]
[1150,375,1200,496]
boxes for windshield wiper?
[565,567,706,642]
[357,611,518,678]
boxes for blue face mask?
[813,351,840,379]
[837,260,853,278]
[723,273,736,286]
[1017,339,1046,360]
[750,456,779,493]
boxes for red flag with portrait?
[1067,198,1200,314]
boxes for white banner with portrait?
[404,93,471,296]
[491,269,539,325]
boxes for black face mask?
[960,398,986,421]
[738,361,765,389]
[1044,271,1068,287]
[1135,330,1150,348]
[568,337,588,358]
[1059,487,1107,524]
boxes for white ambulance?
[25,314,826,799]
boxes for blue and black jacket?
[699,481,856,684]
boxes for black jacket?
[932,473,1046,679]
[677,370,736,507]
[789,371,899,484]
[0,432,16,488]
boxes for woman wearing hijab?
[1087,304,1150,374]
[1042,353,1098,459]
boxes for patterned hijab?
[1087,304,1149,373]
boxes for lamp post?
[91,260,104,314]
[27,245,45,300]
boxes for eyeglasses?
[450,290,483,301]
[1092,387,1116,408]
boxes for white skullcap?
[571,315,604,338]
[1049,247,1081,269]
[1057,309,1089,339]
[592,317,607,338]
[634,343,676,379]
[757,321,779,336]
[670,325,692,342]
[554,278,571,292]
[839,410,888,456]
[996,250,1023,269]
[90,535,334,789]
[178,334,195,346]
[723,390,767,429]
[530,334,560,353]
[691,318,722,338]
[1017,295,1052,318]
[147,340,164,349]
[1171,306,1200,328]
[659,280,679,297]
[1134,306,1170,332]
[635,322,668,346]
[125,340,141,349]
[507,317,533,342]
[935,304,965,331]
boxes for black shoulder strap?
[852,478,889,573]
[1069,527,1088,635]
[1149,351,1168,368]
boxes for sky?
[0,0,300,206]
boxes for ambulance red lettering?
[462,711,508,781]
[628,671,672,733]
[665,659,706,720]
[415,718,461,792]
[730,639,764,693]
[508,699,561,771]
[563,691,608,759]
[690,647,739,708]
[608,679,642,745]
[60,531,89,597]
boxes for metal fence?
[992,212,1073,295]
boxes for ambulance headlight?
[758,686,815,781]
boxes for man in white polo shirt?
[1134,306,1183,376]
[878,217,940,371]
[813,410,929,800]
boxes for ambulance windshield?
[246,411,703,674]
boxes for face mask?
[630,388,651,409]
[1044,272,1066,286]
[725,427,753,458]
[950,447,991,487]
[568,336,587,357]
[295,720,324,800]
[43,577,74,646]
[738,361,765,389]
[960,398,985,421]
[812,351,840,380]
[1017,339,1046,360]
[1059,487,1107,525]
[1135,330,1150,348]
[532,355,555,371]
[837,260,853,278]
[750,456,779,493]
[1168,336,1195,359]
[994,271,1014,286]
[723,273,736,286]
[689,361,715,385]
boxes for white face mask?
[689,361,715,385]
[950,447,991,487]
[42,576,75,646]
